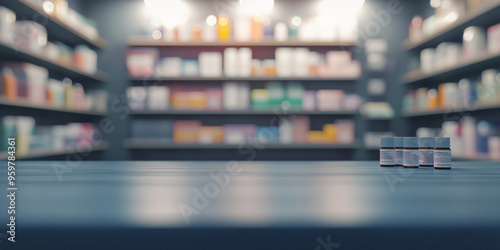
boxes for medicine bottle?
[403,137,419,168]
[394,137,403,166]
[380,137,395,167]
[418,137,434,167]
[434,137,452,170]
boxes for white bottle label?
[395,149,403,165]
[419,149,434,166]
[380,149,395,166]
[403,149,419,167]
[434,150,452,168]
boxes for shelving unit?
[125,36,362,160]
[1,0,106,50]
[0,0,109,160]
[404,104,500,117]
[0,141,108,160]
[0,97,107,116]
[124,139,360,150]
[130,110,357,116]
[130,76,359,82]
[404,1,500,51]
[402,2,500,160]
[0,41,107,83]
[403,50,500,85]
[127,36,357,47]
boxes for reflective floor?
[1,161,499,249]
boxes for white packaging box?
[292,48,310,77]
[238,82,250,110]
[25,63,48,104]
[279,118,293,144]
[223,82,240,110]
[487,23,500,53]
[274,22,288,42]
[463,26,486,60]
[276,48,293,77]
[420,48,435,74]
[238,48,252,77]
[156,57,182,77]
[0,7,16,44]
[178,23,192,42]
[202,23,217,42]
[224,48,238,76]
[461,116,477,157]
[336,120,355,144]
[199,52,222,77]
[234,16,251,42]
[147,86,169,110]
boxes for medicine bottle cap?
[404,137,418,148]
[418,137,434,148]
[394,137,403,147]
[380,137,393,148]
[435,137,450,148]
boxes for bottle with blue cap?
[403,137,419,168]
[380,137,395,167]
[419,137,434,167]
[434,137,452,169]
[394,137,403,166]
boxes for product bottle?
[403,137,419,168]
[394,137,403,166]
[218,14,231,42]
[380,137,395,167]
[434,137,452,170]
[419,137,434,167]
[1,67,17,102]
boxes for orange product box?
[323,124,337,143]
[307,131,326,144]
[173,121,201,144]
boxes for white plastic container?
[0,6,16,44]
[463,26,487,60]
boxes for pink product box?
[126,48,159,77]
[223,125,257,144]
[206,88,223,110]
[316,90,345,111]
[291,115,310,143]
[336,119,355,144]
[343,94,362,111]
[302,91,316,111]
[487,23,500,53]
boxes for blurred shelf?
[404,104,500,117]
[127,36,357,47]
[0,97,107,117]
[362,116,393,120]
[129,110,358,115]
[0,40,107,83]
[124,139,361,149]
[403,1,500,52]
[129,76,359,82]
[0,141,108,160]
[1,0,106,50]
[453,155,496,161]
[403,50,500,85]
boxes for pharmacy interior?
[0,0,499,249]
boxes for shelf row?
[123,139,360,149]
[127,37,357,48]
[1,0,106,50]
[0,97,107,117]
[129,76,359,82]
[403,50,500,85]
[0,40,107,83]
[0,141,108,161]
[404,1,500,51]
[404,104,500,117]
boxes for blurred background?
[0,0,500,161]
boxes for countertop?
[1,161,499,249]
